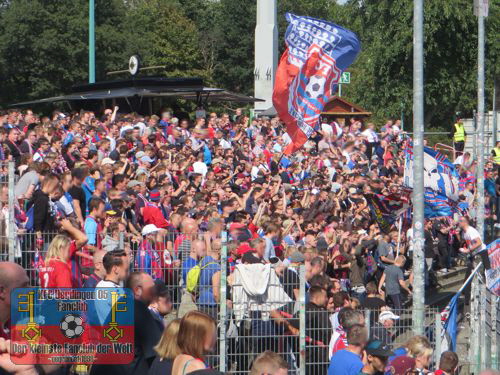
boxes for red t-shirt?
[39,242,78,288]
[332,333,347,353]
[39,259,73,288]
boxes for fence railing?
[464,269,500,373]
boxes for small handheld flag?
[273,13,361,154]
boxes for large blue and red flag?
[403,144,461,218]
[273,13,361,154]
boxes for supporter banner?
[404,145,461,218]
[366,194,396,233]
[423,189,454,218]
[404,145,460,201]
[10,288,134,365]
[485,239,500,296]
[273,13,361,154]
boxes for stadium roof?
[10,77,263,107]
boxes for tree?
[123,0,206,79]
[329,0,499,129]
[212,0,256,95]
[0,0,128,106]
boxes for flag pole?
[411,0,426,335]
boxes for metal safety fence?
[464,271,500,374]
[1,223,446,374]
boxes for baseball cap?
[142,224,160,236]
[140,155,154,163]
[387,356,416,375]
[241,252,262,264]
[127,180,142,188]
[229,222,245,232]
[101,157,115,165]
[237,243,254,256]
[348,187,358,195]
[289,251,305,263]
[379,310,400,323]
[365,340,394,357]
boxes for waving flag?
[273,13,361,154]
[404,145,460,218]
[404,145,460,201]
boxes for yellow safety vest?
[453,123,465,142]
[493,147,500,164]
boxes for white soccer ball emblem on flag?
[60,313,84,339]
[305,75,326,99]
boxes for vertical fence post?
[219,231,228,373]
[118,232,125,250]
[7,161,15,262]
[470,275,481,374]
[434,312,442,366]
[299,264,306,375]
[480,286,488,370]
[364,309,371,333]
[492,295,499,370]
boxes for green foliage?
[328,0,499,130]
[0,0,127,104]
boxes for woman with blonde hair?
[38,219,87,288]
[171,311,216,375]
[406,335,433,374]
[149,319,181,375]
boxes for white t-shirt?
[251,166,260,180]
[219,139,232,149]
[362,129,379,143]
[192,161,208,177]
[321,123,334,137]
[462,226,486,252]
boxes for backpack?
[186,257,217,294]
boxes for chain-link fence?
[462,272,500,374]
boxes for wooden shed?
[321,96,372,125]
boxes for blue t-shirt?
[182,257,198,283]
[197,256,221,306]
[82,176,95,214]
[84,216,98,246]
[328,349,363,375]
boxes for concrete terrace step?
[426,266,468,307]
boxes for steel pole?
[7,161,15,262]
[476,8,485,238]
[493,79,497,147]
[411,0,425,335]
[89,0,95,83]
[219,231,228,372]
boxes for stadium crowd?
[0,107,498,375]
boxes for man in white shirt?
[192,154,208,177]
[458,216,490,269]
[321,122,334,138]
[362,123,380,160]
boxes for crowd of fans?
[0,106,498,375]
